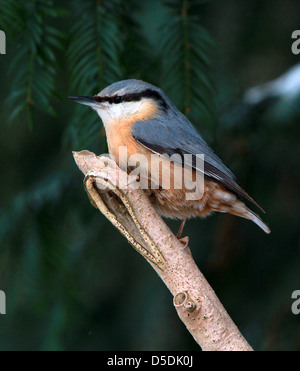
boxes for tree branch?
[73,150,253,351]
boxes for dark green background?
[0,0,299,351]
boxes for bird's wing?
[131,117,264,212]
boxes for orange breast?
[103,99,216,220]
[105,98,158,162]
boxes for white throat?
[95,101,142,128]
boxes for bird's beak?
[69,96,103,109]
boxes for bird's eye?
[113,96,122,104]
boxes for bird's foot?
[178,236,189,248]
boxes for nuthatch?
[70,79,270,237]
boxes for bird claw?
[178,236,189,248]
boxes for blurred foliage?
[0,0,299,351]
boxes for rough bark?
[73,150,253,351]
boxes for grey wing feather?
[131,113,264,212]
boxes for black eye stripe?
[113,96,122,104]
[93,89,168,110]
[93,95,122,104]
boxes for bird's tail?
[246,208,271,234]
[209,186,271,234]
[228,203,271,234]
